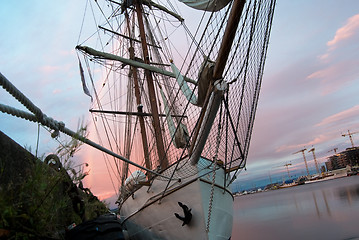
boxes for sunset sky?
[1,0,359,201]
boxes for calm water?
[233,175,359,240]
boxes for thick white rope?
[0,72,171,179]
[0,73,43,121]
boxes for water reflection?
[312,192,320,217]
[232,176,359,240]
[337,184,359,204]
[322,190,331,217]
[310,190,333,218]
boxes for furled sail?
[170,63,197,105]
[178,0,231,12]
[77,57,92,101]
[159,87,190,149]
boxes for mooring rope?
[0,72,172,180]
[0,73,43,119]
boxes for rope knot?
[58,121,65,130]
[51,129,60,138]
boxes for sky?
[1,0,359,202]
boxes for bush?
[0,126,108,239]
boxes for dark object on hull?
[174,202,192,226]
[66,213,125,240]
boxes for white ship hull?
[120,158,233,240]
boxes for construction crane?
[328,147,338,154]
[342,130,359,148]
[293,148,309,176]
[308,147,320,174]
[271,163,292,180]
[283,163,292,178]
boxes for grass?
[0,125,109,239]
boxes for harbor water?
[232,175,359,240]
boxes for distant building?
[325,147,359,171]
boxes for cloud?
[327,14,359,50]
[275,105,359,156]
[307,31,359,95]
[275,134,330,153]
[39,63,73,75]
[306,65,335,80]
[318,53,330,62]
[306,60,359,95]
[309,14,359,95]
[52,89,62,94]
[316,105,359,127]
[318,14,359,62]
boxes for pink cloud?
[276,135,330,153]
[52,89,62,94]
[316,14,359,64]
[306,67,334,80]
[39,61,75,77]
[327,14,359,49]
[316,105,359,127]
[276,144,304,154]
[306,64,339,95]
[306,60,359,95]
[40,65,61,74]
[318,53,330,62]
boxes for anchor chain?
[206,155,217,232]
[206,104,223,233]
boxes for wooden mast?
[213,0,246,79]
[135,1,168,170]
[189,0,246,161]
[125,11,152,174]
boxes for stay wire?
[35,122,40,158]
[77,0,89,45]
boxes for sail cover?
[178,0,232,12]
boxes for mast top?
[119,0,184,22]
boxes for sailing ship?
[74,0,276,239]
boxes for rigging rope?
[0,72,172,180]
[91,113,120,195]
[73,0,276,182]
[77,0,89,45]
